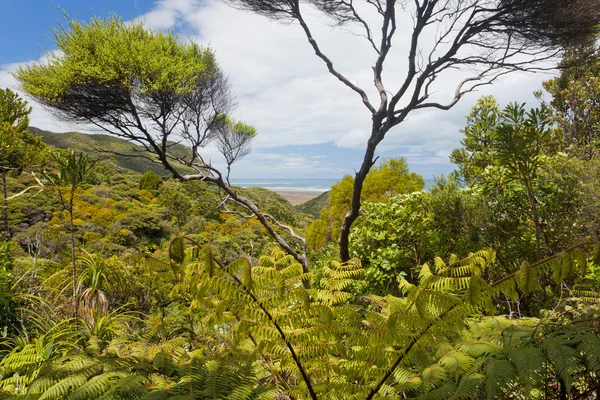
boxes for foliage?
[330,158,424,224]
[451,97,571,261]
[154,237,600,399]
[42,150,96,317]
[214,118,258,183]
[309,158,425,249]
[0,91,41,173]
[0,243,17,340]
[0,89,45,239]
[295,190,330,219]
[16,17,216,118]
[4,8,600,400]
[223,0,600,262]
[351,178,484,292]
[450,96,502,184]
[540,48,600,151]
[306,208,334,252]
[15,15,308,273]
[158,181,192,230]
[450,97,560,185]
[138,171,162,192]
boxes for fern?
[4,238,599,400]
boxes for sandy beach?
[273,190,325,205]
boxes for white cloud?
[4,0,560,178]
[137,0,555,173]
[135,0,202,30]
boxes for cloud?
[136,0,555,176]
[4,0,559,178]
[135,0,202,30]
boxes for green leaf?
[516,261,540,293]
[202,245,216,278]
[169,236,185,265]
[466,276,483,306]
[571,248,588,276]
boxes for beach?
[272,189,325,205]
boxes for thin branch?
[295,6,376,114]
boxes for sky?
[0,0,557,179]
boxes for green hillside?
[295,191,330,218]
[29,127,196,177]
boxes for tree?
[42,150,96,317]
[214,118,257,184]
[16,16,309,275]
[158,181,193,230]
[450,96,502,185]
[221,0,600,261]
[0,88,44,239]
[138,171,163,192]
[453,99,560,261]
[541,48,600,153]
[493,103,557,260]
[311,158,424,246]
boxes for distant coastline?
[231,179,335,205]
[231,178,338,192]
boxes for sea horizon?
[231,178,338,192]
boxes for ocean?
[231,178,338,192]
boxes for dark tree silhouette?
[222,0,600,261]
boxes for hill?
[295,191,330,218]
[29,127,196,177]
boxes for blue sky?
[1,0,552,179]
[1,1,151,63]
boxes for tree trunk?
[69,201,77,318]
[524,178,542,261]
[2,169,10,239]
[339,125,384,262]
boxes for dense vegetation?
[1,10,600,400]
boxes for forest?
[1,0,600,398]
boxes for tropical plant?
[42,150,96,317]
[158,235,600,399]
[76,252,125,328]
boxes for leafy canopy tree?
[309,158,424,248]
[138,171,163,192]
[221,0,600,261]
[214,117,257,184]
[540,47,600,153]
[452,97,561,261]
[16,16,310,275]
[450,96,502,185]
[0,88,45,239]
[158,181,193,230]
